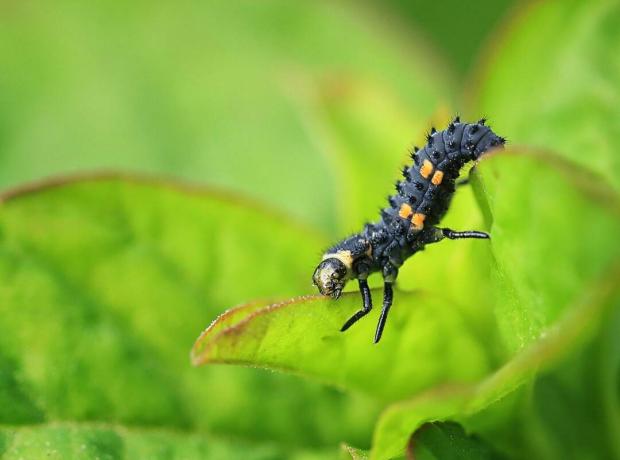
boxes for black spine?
[385,119,504,228]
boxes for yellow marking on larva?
[431,170,444,185]
[323,250,353,269]
[420,159,434,179]
[398,203,413,219]
[411,213,426,230]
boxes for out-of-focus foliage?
[475,0,620,191]
[382,0,514,76]
[0,0,452,235]
[1,0,618,459]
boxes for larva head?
[312,258,348,299]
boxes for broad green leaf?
[474,0,620,191]
[408,421,501,460]
[0,422,337,460]
[0,176,380,449]
[193,290,493,402]
[369,150,620,458]
[0,0,451,233]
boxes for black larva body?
[312,118,505,343]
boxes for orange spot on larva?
[431,170,444,185]
[398,203,413,219]
[420,160,434,179]
[411,213,426,230]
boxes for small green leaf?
[193,290,493,402]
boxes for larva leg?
[374,263,398,343]
[340,279,372,332]
[441,228,490,240]
[374,281,393,343]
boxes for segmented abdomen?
[386,119,505,231]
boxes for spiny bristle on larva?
[478,117,487,125]
[401,165,410,178]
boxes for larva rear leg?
[340,279,373,332]
[374,263,398,343]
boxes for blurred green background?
[0,0,514,235]
[1,1,619,459]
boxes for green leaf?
[408,421,502,460]
[193,289,494,402]
[474,0,620,191]
[0,0,452,233]
[0,175,380,449]
[369,150,620,458]
[0,423,337,460]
